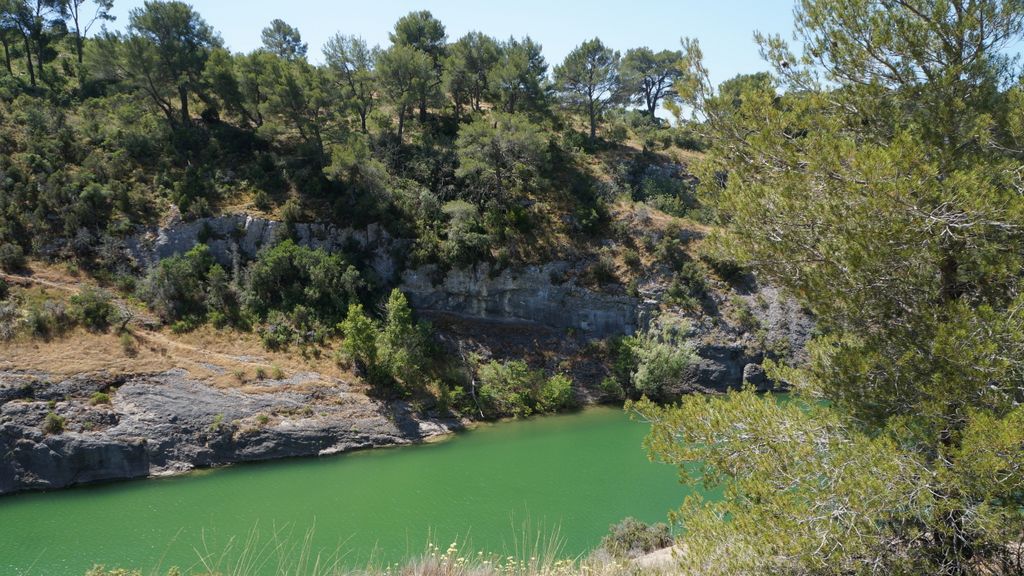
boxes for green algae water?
[0,407,695,575]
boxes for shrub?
[338,303,379,374]
[476,360,573,418]
[0,242,26,271]
[632,318,694,401]
[599,376,625,402]
[42,412,65,435]
[584,250,618,285]
[538,374,574,412]
[89,392,111,406]
[25,300,72,339]
[0,303,17,340]
[141,245,216,322]
[477,359,541,418]
[600,517,673,558]
[0,278,8,301]
[455,112,548,203]
[244,240,362,324]
[70,287,116,332]
[440,200,490,266]
[271,365,285,380]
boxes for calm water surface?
[0,407,695,575]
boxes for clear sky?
[102,0,798,88]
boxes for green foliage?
[600,517,673,559]
[488,36,548,115]
[42,411,65,435]
[338,290,430,394]
[0,242,25,271]
[338,303,379,373]
[476,359,574,418]
[244,240,362,324]
[141,245,217,323]
[619,47,683,118]
[261,19,306,61]
[656,1,1024,572]
[555,38,620,141]
[70,287,116,332]
[89,392,111,406]
[455,112,548,203]
[630,317,693,401]
[439,200,489,265]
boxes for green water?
[0,407,691,576]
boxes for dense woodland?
[3,0,1024,575]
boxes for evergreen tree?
[639,1,1024,573]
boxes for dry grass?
[1,264,359,387]
[82,524,677,576]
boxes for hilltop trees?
[66,0,113,65]
[260,18,305,61]
[637,0,1024,573]
[444,31,499,119]
[489,36,548,114]
[389,10,445,121]
[323,33,376,133]
[377,42,433,139]
[118,1,220,126]
[555,38,620,141]
[619,47,681,118]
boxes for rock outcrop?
[402,262,655,338]
[0,370,457,496]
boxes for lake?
[0,407,694,575]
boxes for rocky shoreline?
[0,369,460,496]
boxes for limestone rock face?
[401,263,653,338]
[123,215,813,393]
[0,371,458,496]
[125,215,404,284]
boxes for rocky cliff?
[124,214,813,392]
[0,370,456,496]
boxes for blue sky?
[103,0,798,88]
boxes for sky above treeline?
[102,0,799,89]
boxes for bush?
[339,291,431,393]
[89,392,111,406]
[141,245,216,322]
[25,300,73,339]
[0,278,8,301]
[599,376,625,402]
[477,360,574,418]
[0,242,26,271]
[70,287,116,332]
[600,517,673,558]
[0,303,16,340]
[42,412,65,435]
[244,240,362,324]
[538,374,574,412]
[632,318,694,401]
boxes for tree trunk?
[75,31,84,65]
[22,34,34,86]
[179,85,190,125]
[34,38,43,81]
[418,95,427,122]
[1,37,11,75]
[589,101,597,142]
[359,108,368,133]
[397,107,405,140]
